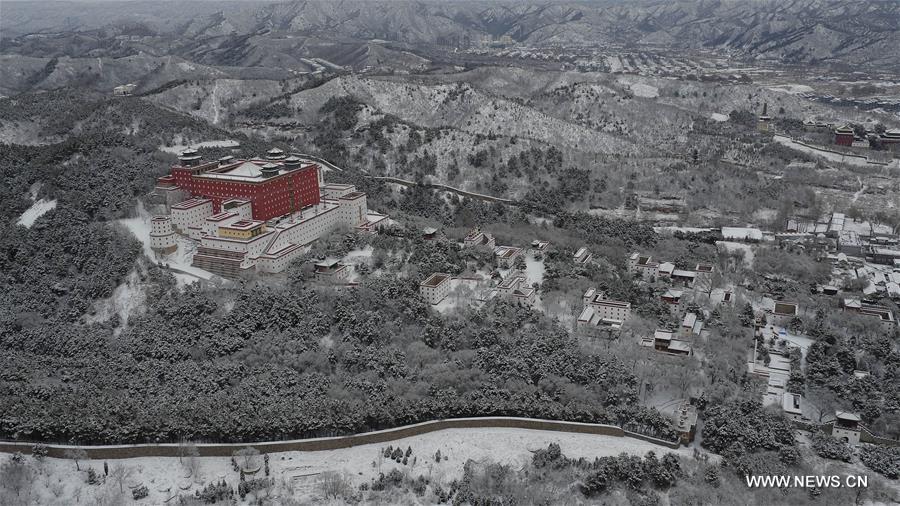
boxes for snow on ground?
[764,324,815,359]
[342,246,374,263]
[523,254,545,285]
[434,278,484,314]
[159,140,239,154]
[23,427,698,505]
[654,226,713,234]
[16,199,57,228]
[767,84,814,94]
[710,112,728,122]
[721,226,763,241]
[84,269,147,332]
[717,240,755,267]
[630,83,659,98]
[118,204,215,285]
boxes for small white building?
[782,392,804,422]
[574,247,592,264]
[420,273,452,305]
[579,288,631,330]
[113,83,137,96]
[680,312,703,338]
[627,253,658,280]
[530,240,550,253]
[494,246,523,268]
[496,272,535,307]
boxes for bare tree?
[109,464,134,493]
[64,449,88,471]
[234,447,260,471]
[319,471,352,500]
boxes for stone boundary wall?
[0,417,681,460]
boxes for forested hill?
[0,89,675,446]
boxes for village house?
[627,253,659,280]
[493,245,523,269]
[640,329,692,356]
[578,288,631,332]
[842,298,897,332]
[573,247,592,264]
[670,268,697,287]
[496,271,536,307]
[422,227,440,241]
[420,273,452,305]
[661,288,687,315]
[530,239,550,254]
[680,313,704,339]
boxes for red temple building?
[156,148,321,221]
[834,125,855,146]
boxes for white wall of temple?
[257,247,304,273]
[172,202,213,233]
[277,207,341,248]
[339,196,367,227]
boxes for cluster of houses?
[787,212,900,261]
[462,227,533,269]
[419,229,553,308]
[748,298,898,447]
[626,252,716,291]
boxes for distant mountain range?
[3,0,900,71]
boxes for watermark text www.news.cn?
[746,475,868,489]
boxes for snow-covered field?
[630,83,659,98]
[16,198,57,228]
[766,84,814,94]
[17,428,697,505]
[710,112,729,122]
